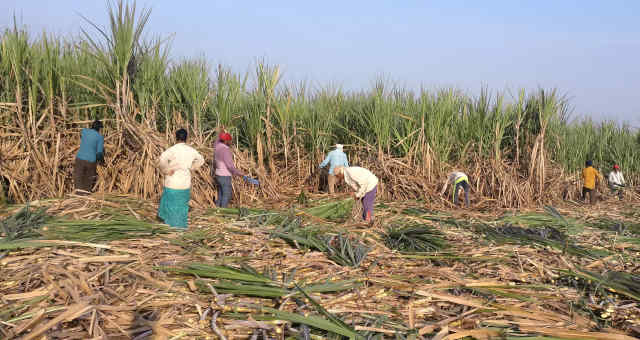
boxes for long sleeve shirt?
[582,166,601,190]
[214,140,243,177]
[76,128,104,162]
[608,171,625,186]
[343,167,378,198]
[319,149,349,175]
[157,143,204,190]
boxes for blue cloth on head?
[76,128,104,163]
[158,187,191,228]
[319,149,349,175]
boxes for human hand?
[169,170,175,176]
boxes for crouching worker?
[157,128,204,229]
[74,120,104,195]
[608,164,626,200]
[441,171,470,207]
[333,166,378,224]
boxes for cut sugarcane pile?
[1,195,640,339]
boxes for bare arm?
[157,149,172,175]
[192,150,205,170]
[440,178,450,195]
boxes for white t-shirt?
[343,167,379,198]
[608,171,625,186]
[157,143,205,190]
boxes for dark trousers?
[609,184,624,200]
[453,180,470,207]
[582,187,595,204]
[216,176,233,207]
[74,158,97,193]
[361,186,377,221]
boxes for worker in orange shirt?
[581,160,602,204]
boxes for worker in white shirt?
[608,164,626,200]
[333,166,378,224]
[440,171,470,207]
[156,128,204,229]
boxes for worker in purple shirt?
[213,132,245,207]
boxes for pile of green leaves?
[304,199,354,222]
[0,205,50,241]
[230,286,365,339]
[481,223,607,259]
[383,222,447,252]
[211,206,289,227]
[557,268,640,302]
[274,228,370,267]
[484,218,609,258]
[587,217,640,235]
[162,263,359,298]
[497,206,582,235]
[482,206,610,258]
[41,215,171,242]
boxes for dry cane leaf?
[442,329,501,340]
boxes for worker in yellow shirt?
[581,160,602,204]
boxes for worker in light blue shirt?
[319,144,349,194]
[74,120,105,194]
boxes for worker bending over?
[333,166,378,224]
[441,171,470,207]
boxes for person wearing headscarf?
[213,132,246,207]
[157,128,204,229]
[333,165,378,224]
[74,120,104,194]
[582,160,602,204]
[608,164,626,200]
[319,144,349,194]
[440,171,470,207]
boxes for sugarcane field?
[1,1,640,340]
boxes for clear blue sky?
[2,1,639,124]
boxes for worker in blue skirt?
[156,129,204,229]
